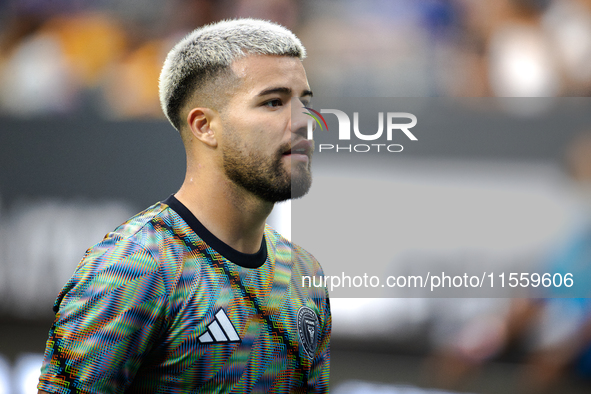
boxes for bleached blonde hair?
[159,18,306,131]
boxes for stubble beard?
[222,140,312,203]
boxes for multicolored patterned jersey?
[38,195,330,393]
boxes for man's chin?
[289,175,312,200]
[288,158,312,175]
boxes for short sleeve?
[38,238,168,394]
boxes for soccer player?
[37,19,330,393]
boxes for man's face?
[219,54,313,203]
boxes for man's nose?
[290,98,311,138]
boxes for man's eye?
[264,99,283,108]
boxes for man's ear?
[187,107,219,148]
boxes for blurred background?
[2,0,591,393]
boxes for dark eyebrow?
[257,87,314,97]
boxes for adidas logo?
[198,309,241,344]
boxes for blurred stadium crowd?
[3,0,591,393]
[2,0,591,119]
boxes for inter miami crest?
[297,306,319,358]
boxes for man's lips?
[283,140,313,156]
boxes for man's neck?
[174,170,274,255]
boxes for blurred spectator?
[478,0,591,97]
[233,0,301,29]
[100,39,167,118]
[424,298,513,390]
[518,133,591,393]
[0,0,226,118]
[161,0,220,37]
[425,132,591,393]
[542,0,591,95]
[487,0,561,97]
[299,0,468,97]
[3,0,591,118]
[0,12,126,116]
[41,13,127,88]
[100,0,220,118]
[0,26,76,115]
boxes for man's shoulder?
[264,225,323,272]
[67,201,195,294]
[82,201,186,270]
[108,201,168,242]
[264,225,311,253]
[104,200,191,249]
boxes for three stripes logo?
[198,309,241,344]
